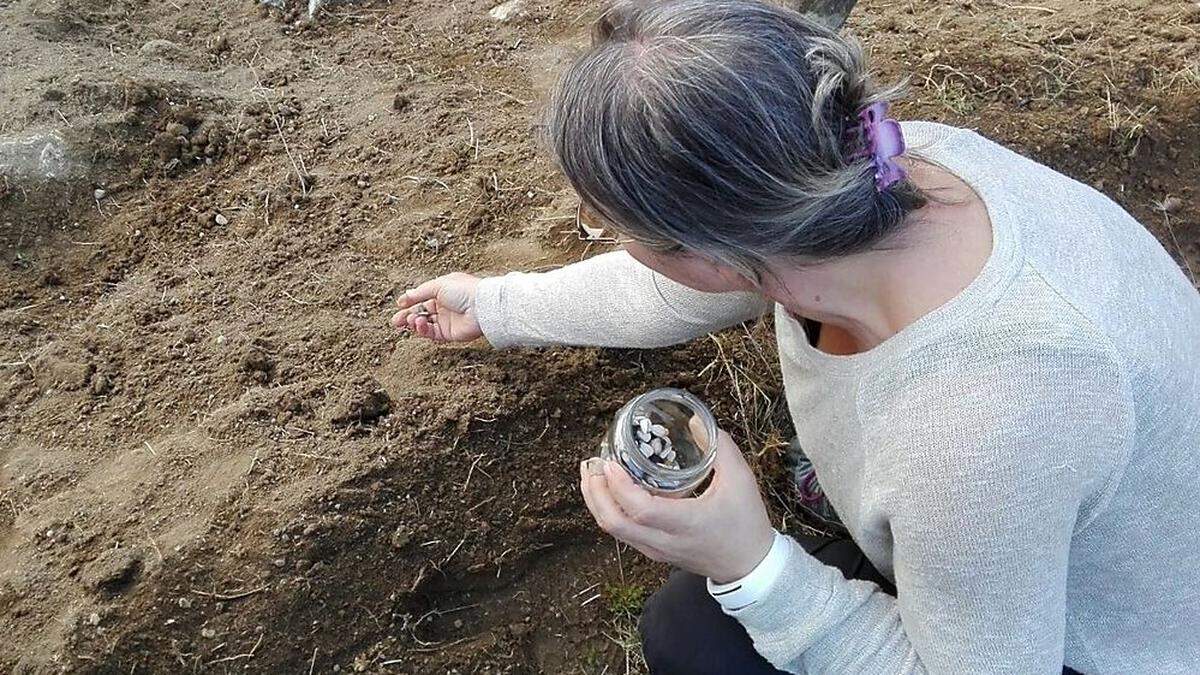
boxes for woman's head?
[545,0,925,283]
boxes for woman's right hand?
[391,273,483,343]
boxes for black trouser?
[639,535,1081,674]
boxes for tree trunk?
[793,0,858,30]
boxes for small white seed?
[636,430,651,443]
[638,417,651,434]
[638,442,655,458]
[650,438,663,454]
[649,424,669,438]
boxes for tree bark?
[793,0,859,30]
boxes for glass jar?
[599,388,719,497]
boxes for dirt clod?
[327,379,392,427]
[83,549,142,593]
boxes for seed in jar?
[664,449,677,463]
[636,429,652,443]
[638,442,655,458]
[650,438,663,454]
[649,423,669,438]
[637,416,651,434]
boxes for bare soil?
[1,0,1196,672]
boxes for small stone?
[201,627,217,638]
[141,39,181,57]
[272,558,287,568]
[649,424,669,438]
[214,213,229,226]
[488,0,525,22]
[87,612,101,626]
[93,188,106,200]
[390,527,411,549]
[178,597,192,609]
[215,335,226,345]
[638,442,655,458]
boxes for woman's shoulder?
[862,266,1130,411]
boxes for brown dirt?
[1,0,1196,672]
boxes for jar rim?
[617,387,719,483]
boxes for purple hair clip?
[856,101,907,191]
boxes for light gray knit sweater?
[473,122,1200,674]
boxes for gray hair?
[544,0,926,278]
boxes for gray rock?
[141,39,182,58]
[488,0,525,22]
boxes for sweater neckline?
[776,122,1024,376]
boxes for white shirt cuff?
[706,530,791,613]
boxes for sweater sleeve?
[727,342,1133,674]
[473,250,772,348]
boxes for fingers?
[579,461,668,548]
[414,315,438,340]
[687,414,711,449]
[602,461,686,532]
[710,428,752,475]
[697,428,756,502]
[392,300,440,334]
[397,278,443,309]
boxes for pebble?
[488,0,525,22]
[141,39,181,57]
[214,213,229,226]
[93,188,106,200]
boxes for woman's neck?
[764,158,994,353]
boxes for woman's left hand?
[579,427,775,584]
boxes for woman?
[392,1,1200,672]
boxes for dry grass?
[1103,86,1158,155]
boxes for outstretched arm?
[395,251,771,348]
